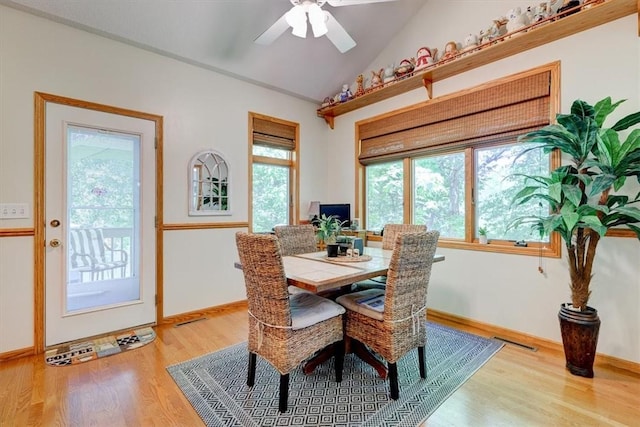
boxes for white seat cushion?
[289,292,345,330]
[336,289,385,321]
[288,285,311,295]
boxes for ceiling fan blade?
[324,10,356,53]
[327,0,398,6]
[254,14,290,45]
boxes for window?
[413,152,465,238]
[249,113,299,233]
[365,161,403,231]
[357,63,561,257]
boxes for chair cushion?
[287,285,311,295]
[289,292,345,330]
[335,289,385,321]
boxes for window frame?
[355,64,561,258]
[248,112,299,233]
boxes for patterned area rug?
[167,322,503,426]
[45,327,156,366]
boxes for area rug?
[45,327,156,366]
[167,322,503,426]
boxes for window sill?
[437,239,560,258]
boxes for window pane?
[476,143,549,241]
[253,145,289,159]
[413,153,465,238]
[252,163,289,232]
[365,161,403,231]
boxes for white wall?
[0,6,329,352]
[327,2,640,364]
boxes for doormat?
[45,327,156,366]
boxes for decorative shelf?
[317,0,637,129]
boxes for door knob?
[49,239,61,248]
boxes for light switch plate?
[0,203,30,219]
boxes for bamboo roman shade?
[359,70,551,163]
[252,117,296,151]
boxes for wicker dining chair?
[235,232,345,413]
[274,224,318,256]
[355,223,427,291]
[336,230,440,400]
[274,224,318,294]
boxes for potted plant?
[478,226,488,244]
[316,214,346,257]
[511,97,640,377]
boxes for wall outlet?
[0,203,30,219]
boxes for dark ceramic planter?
[326,244,340,258]
[558,303,600,378]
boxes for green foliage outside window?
[365,161,403,230]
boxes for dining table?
[235,246,445,378]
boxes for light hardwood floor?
[0,308,638,426]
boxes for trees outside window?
[365,161,403,231]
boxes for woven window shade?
[253,117,296,151]
[359,70,551,163]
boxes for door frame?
[33,92,164,353]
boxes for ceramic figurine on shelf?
[532,2,552,24]
[370,68,384,88]
[505,7,530,35]
[414,47,437,71]
[321,97,333,108]
[556,0,581,17]
[338,84,353,102]
[383,64,395,84]
[355,74,365,97]
[440,41,460,62]
[461,34,479,53]
[394,58,415,79]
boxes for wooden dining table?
[283,246,445,293]
[235,246,445,378]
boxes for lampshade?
[286,5,307,38]
[308,5,328,38]
[308,201,320,217]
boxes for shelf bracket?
[323,114,335,129]
[422,76,433,99]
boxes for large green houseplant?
[511,97,640,377]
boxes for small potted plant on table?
[316,214,346,257]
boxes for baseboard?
[161,300,248,325]
[427,309,640,375]
[0,346,35,363]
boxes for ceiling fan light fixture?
[285,5,307,37]
[308,4,328,37]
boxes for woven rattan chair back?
[384,231,440,323]
[235,232,292,329]
[381,224,427,250]
[274,224,317,256]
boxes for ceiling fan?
[255,0,398,53]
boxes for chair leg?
[388,362,399,400]
[247,352,256,386]
[279,373,289,413]
[334,340,344,383]
[418,346,426,379]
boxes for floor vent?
[491,336,538,352]
[175,317,208,327]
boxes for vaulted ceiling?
[2,0,429,103]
